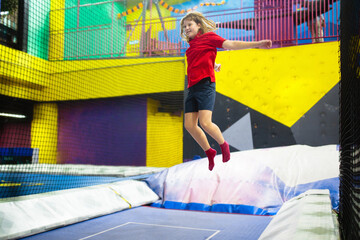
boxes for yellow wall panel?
[0,45,49,101]
[45,57,185,101]
[1,44,185,101]
[49,0,65,61]
[0,45,49,84]
[215,41,340,127]
[31,103,58,164]
[146,98,183,167]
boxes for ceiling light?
[0,113,26,118]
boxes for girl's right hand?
[214,63,221,72]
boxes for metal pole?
[140,0,148,56]
[153,0,169,41]
[120,13,142,54]
[77,0,80,59]
[111,0,114,57]
[149,0,152,56]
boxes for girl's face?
[183,19,201,39]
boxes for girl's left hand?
[259,40,272,49]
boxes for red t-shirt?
[186,32,226,88]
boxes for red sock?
[205,148,217,171]
[220,141,230,162]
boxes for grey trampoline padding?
[22,206,272,240]
[0,164,165,177]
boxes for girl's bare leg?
[184,112,210,151]
[185,112,216,170]
[198,110,224,144]
[199,110,230,162]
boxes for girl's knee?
[199,120,211,130]
[184,121,195,132]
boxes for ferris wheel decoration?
[158,0,226,14]
[117,0,227,19]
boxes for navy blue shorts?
[185,77,216,113]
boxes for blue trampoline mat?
[22,206,272,240]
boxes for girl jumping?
[181,12,272,171]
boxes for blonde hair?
[180,12,217,43]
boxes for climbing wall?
[184,41,339,160]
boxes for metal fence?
[61,0,339,59]
[2,0,340,59]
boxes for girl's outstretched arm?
[222,40,272,50]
